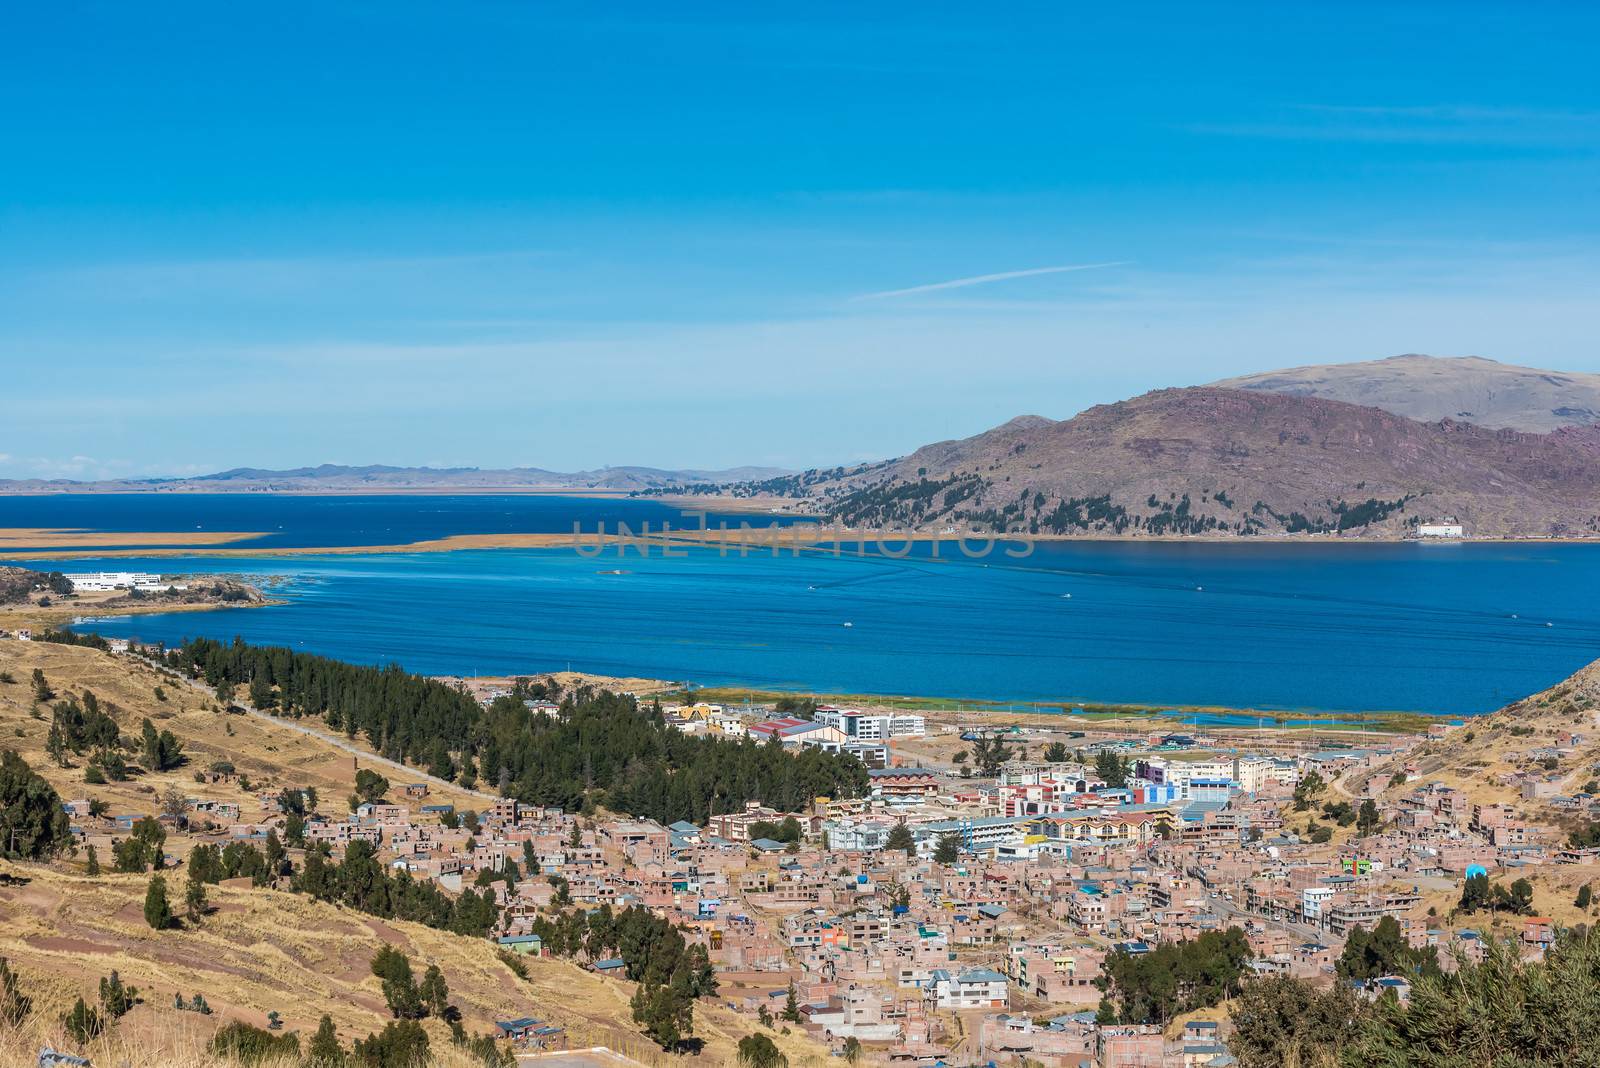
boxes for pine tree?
[934,833,961,865]
[782,979,801,1022]
[886,823,915,855]
[185,878,207,923]
[0,957,31,1027]
[0,751,72,859]
[1356,798,1380,836]
[84,843,100,877]
[64,996,101,1042]
[371,946,423,1019]
[144,874,173,930]
[308,1014,345,1065]
[99,969,137,1019]
[419,963,449,1019]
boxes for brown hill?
[1212,353,1600,433]
[755,387,1600,538]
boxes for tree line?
[153,637,869,824]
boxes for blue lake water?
[4,494,1599,715]
[0,492,774,549]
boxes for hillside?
[0,637,832,1067]
[0,462,789,495]
[1212,353,1600,433]
[0,864,824,1068]
[1369,656,1600,810]
[729,388,1600,538]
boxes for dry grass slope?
[0,640,831,1067]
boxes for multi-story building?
[815,707,927,740]
[928,967,1008,1009]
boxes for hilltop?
[1212,354,1600,433]
[719,387,1600,538]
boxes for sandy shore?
[3,517,1597,561]
[0,527,268,550]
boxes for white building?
[63,571,181,592]
[929,968,1009,1009]
[814,706,926,740]
[913,816,1028,856]
[1302,886,1336,923]
[1417,518,1464,539]
[821,816,900,852]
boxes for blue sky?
[3,2,1598,478]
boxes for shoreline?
[4,522,1599,560]
[438,670,1442,733]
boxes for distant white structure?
[814,706,927,740]
[63,571,182,592]
[1416,517,1465,539]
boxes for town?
[28,632,1599,1068]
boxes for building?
[747,718,850,750]
[822,816,900,852]
[815,706,927,740]
[929,967,1008,1009]
[62,571,182,592]
[869,768,941,807]
[914,816,1029,856]
[1417,518,1464,538]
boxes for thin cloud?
[852,262,1126,301]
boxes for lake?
[5,494,1599,715]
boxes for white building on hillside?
[1417,518,1464,538]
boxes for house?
[496,934,544,956]
[928,968,1008,1009]
[493,1017,563,1047]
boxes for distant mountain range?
[7,354,1599,539]
[705,355,1600,539]
[1212,353,1600,433]
[0,463,790,494]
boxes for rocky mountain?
[735,388,1600,538]
[0,463,789,494]
[1212,354,1600,433]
